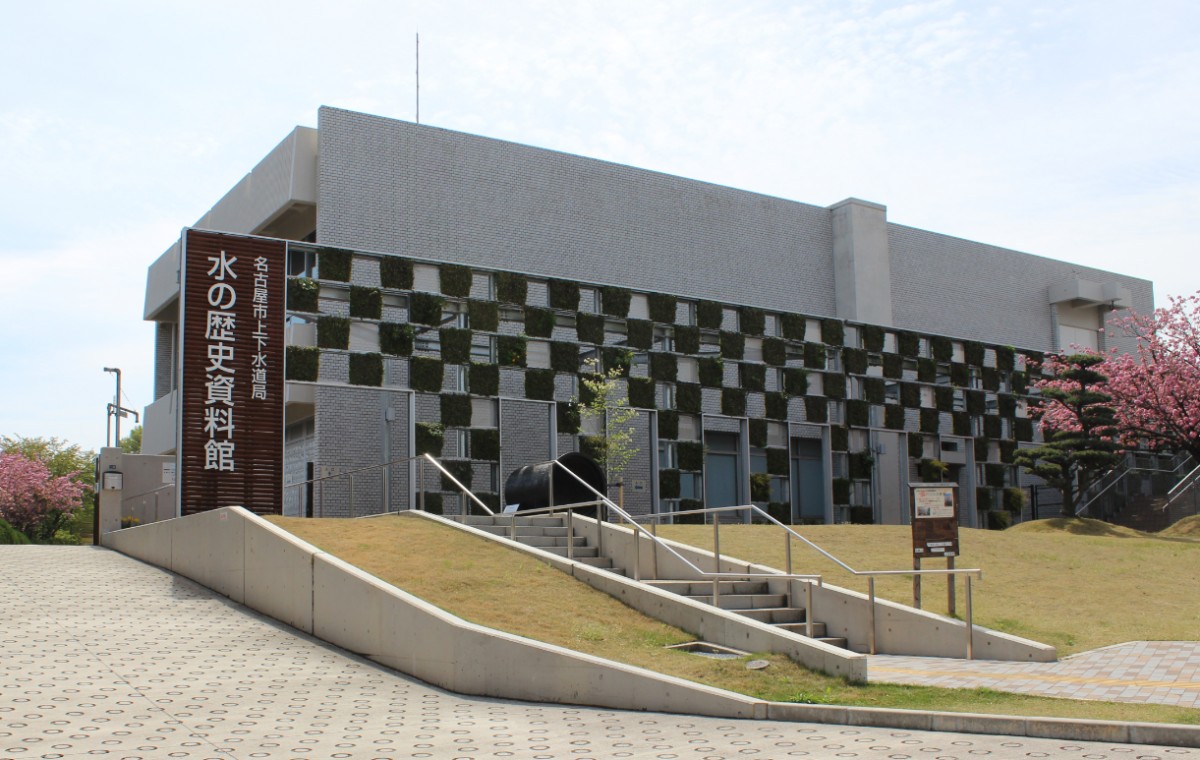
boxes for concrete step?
[773,621,827,638]
[645,580,769,596]
[457,514,566,528]
[539,545,600,559]
[735,607,807,625]
[817,636,849,649]
[681,593,789,610]
[513,535,588,549]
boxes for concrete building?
[142,106,1152,526]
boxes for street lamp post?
[103,367,121,447]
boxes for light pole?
[103,367,121,447]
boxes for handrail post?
[805,580,814,639]
[567,508,574,560]
[633,523,641,581]
[650,520,659,579]
[349,473,355,518]
[868,576,877,655]
[966,575,975,660]
[418,458,425,512]
[712,517,721,608]
[509,511,517,541]
[785,532,793,576]
[596,501,605,559]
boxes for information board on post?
[910,483,960,559]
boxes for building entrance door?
[791,438,824,522]
[705,432,740,509]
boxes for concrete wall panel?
[244,519,317,633]
[169,508,246,603]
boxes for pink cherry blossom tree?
[1099,295,1200,461]
[0,453,89,542]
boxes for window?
[287,248,318,278]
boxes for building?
[141,106,1152,526]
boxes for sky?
[1,0,1197,453]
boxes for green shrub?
[317,316,350,349]
[715,389,744,417]
[953,412,972,436]
[986,462,1008,488]
[750,472,771,502]
[920,408,940,433]
[820,319,844,345]
[849,507,874,524]
[380,322,414,356]
[415,422,444,456]
[421,492,444,515]
[441,394,473,427]
[849,450,874,479]
[999,439,1017,463]
[677,499,705,522]
[650,352,678,382]
[908,433,926,459]
[699,357,724,387]
[349,286,382,319]
[784,367,808,395]
[804,396,828,423]
[781,313,806,341]
[982,367,1000,392]
[764,392,788,420]
[966,390,986,416]
[660,469,682,499]
[861,324,884,352]
[550,341,580,373]
[951,362,970,387]
[468,300,499,332]
[900,382,921,408]
[676,382,702,413]
[524,306,556,338]
[410,356,444,392]
[626,319,654,349]
[498,335,527,367]
[469,363,499,396]
[822,372,846,399]
[286,346,319,381]
[696,300,724,329]
[767,502,791,524]
[319,249,351,282]
[884,405,905,430]
[998,393,1017,418]
[719,331,745,360]
[762,337,787,366]
[0,518,29,545]
[897,331,920,357]
[984,414,1002,439]
[964,341,985,367]
[846,400,869,427]
[1004,486,1026,513]
[628,376,656,409]
[749,418,768,448]
[600,286,632,317]
[287,277,320,312]
[995,345,1016,372]
[678,441,704,471]
[439,264,472,297]
[987,509,1012,530]
[919,458,949,482]
[648,292,677,323]
[440,459,473,491]
[843,347,868,375]
[547,279,580,311]
[977,487,993,510]
[579,434,607,464]
[408,292,446,325]
[833,478,851,505]
[935,385,955,412]
[917,357,937,383]
[495,272,527,304]
[439,327,473,364]
[1011,371,1028,394]
[674,325,700,355]
[740,363,765,392]
[525,368,556,401]
[883,353,903,379]
[864,377,885,404]
[804,342,827,370]
[739,306,765,335]
[575,312,605,344]
[601,346,632,376]
[974,436,990,461]
[931,336,953,362]
[830,426,849,451]
[380,256,413,289]
[658,410,679,440]
[557,400,581,433]
[767,447,789,476]
[348,353,383,386]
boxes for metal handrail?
[1076,451,1196,516]
[284,453,495,518]
[1162,460,1200,511]
[543,460,982,657]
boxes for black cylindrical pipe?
[503,452,606,511]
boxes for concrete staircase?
[455,514,625,575]
[644,579,849,649]
[454,512,847,649]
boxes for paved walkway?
[870,643,1200,707]
[1,546,1195,759]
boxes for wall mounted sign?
[178,229,285,516]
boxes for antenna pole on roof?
[415,32,420,124]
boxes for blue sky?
[1,0,1197,451]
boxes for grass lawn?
[268,514,1200,725]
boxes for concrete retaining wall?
[102,506,762,718]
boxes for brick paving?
[869,641,1200,707]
